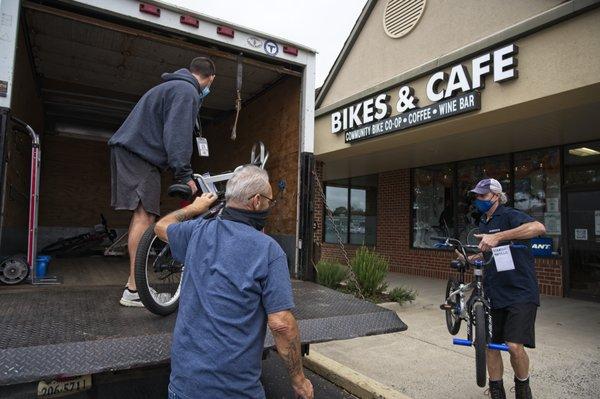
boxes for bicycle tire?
[134,224,180,316]
[473,301,487,387]
[445,278,462,335]
[40,235,89,255]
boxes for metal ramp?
[0,281,407,386]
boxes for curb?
[303,350,412,399]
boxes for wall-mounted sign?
[344,91,480,143]
[331,44,518,143]
[531,237,553,257]
[575,228,588,241]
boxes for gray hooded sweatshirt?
[108,68,205,183]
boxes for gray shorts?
[110,146,161,216]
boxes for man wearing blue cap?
[468,178,546,399]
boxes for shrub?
[348,246,389,297]
[315,260,347,289]
[388,286,417,305]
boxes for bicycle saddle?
[168,184,192,200]
[451,260,468,270]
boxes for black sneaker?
[514,376,533,399]
[488,380,506,399]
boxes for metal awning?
[0,281,406,386]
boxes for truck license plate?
[37,374,91,398]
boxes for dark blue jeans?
[167,385,183,399]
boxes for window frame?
[410,146,563,258]
[322,174,378,246]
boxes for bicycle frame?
[435,236,511,352]
[192,141,269,196]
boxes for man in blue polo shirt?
[470,178,546,399]
[154,166,313,399]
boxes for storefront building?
[313,0,600,300]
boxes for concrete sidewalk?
[313,273,600,399]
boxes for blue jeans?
[167,385,184,399]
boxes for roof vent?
[383,0,426,39]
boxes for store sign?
[531,237,553,257]
[331,44,518,143]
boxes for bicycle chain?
[312,170,365,300]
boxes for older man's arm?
[268,310,313,399]
[475,221,546,252]
[155,193,217,242]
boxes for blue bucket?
[36,255,52,278]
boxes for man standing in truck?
[108,57,215,307]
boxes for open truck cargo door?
[0,0,20,110]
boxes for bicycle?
[40,214,118,257]
[431,236,526,387]
[134,141,270,316]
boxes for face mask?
[474,198,496,214]
[220,207,270,231]
[201,85,210,97]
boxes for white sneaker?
[119,288,144,307]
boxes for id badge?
[196,137,209,157]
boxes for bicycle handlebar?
[431,236,528,267]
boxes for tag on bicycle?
[196,137,209,157]
[492,245,515,272]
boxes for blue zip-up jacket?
[108,68,204,183]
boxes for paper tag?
[196,137,209,157]
[575,228,588,241]
[492,245,515,272]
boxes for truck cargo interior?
[1,1,303,288]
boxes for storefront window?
[324,180,348,244]
[324,175,377,245]
[412,151,565,256]
[412,164,454,248]
[456,155,511,244]
[514,148,562,256]
[564,140,600,185]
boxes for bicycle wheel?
[134,224,182,315]
[445,278,462,335]
[473,301,487,387]
[41,235,89,255]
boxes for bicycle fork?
[453,299,509,352]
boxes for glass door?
[566,190,600,300]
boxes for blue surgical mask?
[201,85,210,97]
[474,198,496,214]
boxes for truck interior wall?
[197,76,301,266]
[36,135,181,247]
[0,21,44,254]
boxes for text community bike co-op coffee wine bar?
[313,0,600,300]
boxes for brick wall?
[315,165,564,297]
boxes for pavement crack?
[403,333,476,359]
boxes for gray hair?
[225,165,270,205]
[489,183,508,205]
[499,192,508,204]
